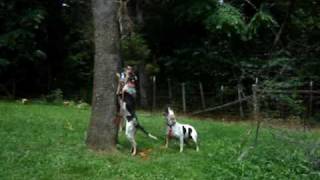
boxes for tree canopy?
[0,0,319,104]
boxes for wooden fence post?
[305,81,314,131]
[220,85,224,104]
[182,83,186,113]
[309,81,313,116]
[199,82,206,109]
[238,84,244,118]
[168,78,172,103]
[252,84,260,146]
[152,76,156,111]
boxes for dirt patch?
[138,148,153,160]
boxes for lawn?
[0,101,319,179]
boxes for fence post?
[152,76,156,111]
[182,83,186,113]
[238,84,244,118]
[309,81,313,117]
[168,78,172,103]
[199,82,206,109]
[252,84,260,146]
[305,81,314,132]
[220,85,224,104]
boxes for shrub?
[46,89,63,104]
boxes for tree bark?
[86,0,120,151]
[135,0,149,107]
[138,64,149,107]
[272,0,296,48]
[46,0,65,91]
[135,0,144,25]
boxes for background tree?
[86,0,120,151]
[0,0,319,116]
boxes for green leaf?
[0,58,9,67]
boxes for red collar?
[169,127,173,137]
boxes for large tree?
[86,0,120,151]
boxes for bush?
[46,89,63,104]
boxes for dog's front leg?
[179,136,184,152]
[165,135,169,148]
[131,137,137,156]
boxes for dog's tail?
[135,123,158,140]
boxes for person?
[122,66,138,98]
[115,65,138,131]
[116,65,154,138]
[116,65,138,97]
[120,65,138,121]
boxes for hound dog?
[120,82,157,155]
[164,107,199,152]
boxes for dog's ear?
[168,107,175,115]
[163,110,168,117]
[164,106,169,116]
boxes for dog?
[120,92,157,156]
[116,69,157,156]
[164,107,199,152]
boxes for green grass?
[0,101,319,179]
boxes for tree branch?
[272,0,296,49]
[244,0,258,11]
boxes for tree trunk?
[136,0,148,107]
[135,0,144,26]
[86,0,120,151]
[46,0,65,90]
[272,0,296,48]
[138,64,149,107]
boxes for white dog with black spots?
[164,107,199,152]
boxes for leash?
[135,122,158,140]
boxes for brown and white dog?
[117,70,157,156]
[164,107,199,152]
[120,95,157,155]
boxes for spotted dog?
[164,107,199,152]
[119,74,157,156]
[120,91,157,155]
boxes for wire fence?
[148,77,320,124]
[147,77,320,168]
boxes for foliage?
[144,0,319,83]
[0,101,319,179]
[121,34,151,65]
[121,34,159,74]
[46,89,63,104]
[0,0,320,115]
[205,4,246,38]
[247,9,278,39]
[0,0,93,100]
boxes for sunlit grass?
[0,101,319,179]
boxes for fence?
[150,77,240,113]
[149,77,320,122]
[150,76,253,118]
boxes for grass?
[0,101,319,179]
